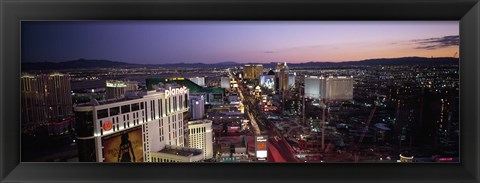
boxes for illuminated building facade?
[260,75,275,89]
[275,62,289,93]
[304,75,353,100]
[325,76,354,100]
[149,145,204,162]
[243,64,263,80]
[304,75,327,99]
[190,95,205,120]
[146,77,225,105]
[399,153,414,162]
[189,77,206,87]
[106,80,138,99]
[243,65,254,79]
[255,135,268,161]
[74,85,191,162]
[187,120,213,160]
[21,72,73,126]
[254,64,264,79]
[220,77,231,89]
[288,73,296,89]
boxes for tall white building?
[74,85,204,162]
[220,77,231,89]
[304,75,353,100]
[190,95,205,120]
[187,120,213,160]
[189,77,206,87]
[304,75,326,99]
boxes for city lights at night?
[21,21,459,163]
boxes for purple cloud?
[412,35,459,50]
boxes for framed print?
[1,0,479,182]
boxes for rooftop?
[305,75,353,79]
[146,77,224,94]
[188,119,213,126]
[158,145,202,157]
[75,90,161,107]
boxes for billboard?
[255,135,268,160]
[102,127,144,162]
[260,75,275,89]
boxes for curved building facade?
[74,86,190,162]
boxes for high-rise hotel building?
[220,77,231,89]
[74,85,204,162]
[254,64,264,79]
[243,64,264,80]
[326,76,354,100]
[187,120,213,160]
[304,75,327,99]
[275,63,289,93]
[304,75,354,101]
[190,95,205,120]
[21,72,73,126]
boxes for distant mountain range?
[287,57,458,68]
[22,59,140,70]
[22,57,459,71]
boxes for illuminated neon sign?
[103,120,113,131]
[106,81,127,88]
[255,135,268,160]
[165,86,188,98]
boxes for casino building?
[187,120,213,160]
[243,64,264,80]
[21,72,73,126]
[304,75,354,101]
[74,85,204,162]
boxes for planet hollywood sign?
[165,86,188,98]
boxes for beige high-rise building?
[243,64,263,80]
[325,76,354,100]
[243,65,255,79]
[304,75,353,101]
[187,120,213,160]
[275,62,289,93]
[254,64,264,79]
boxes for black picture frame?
[1,0,479,182]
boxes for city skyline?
[22,21,459,64]
[20,21,460,163]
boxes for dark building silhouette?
[391,87,458,149]
[21,72,73,129]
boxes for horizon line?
[22,56,459,65]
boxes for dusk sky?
[21,21,459,64]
